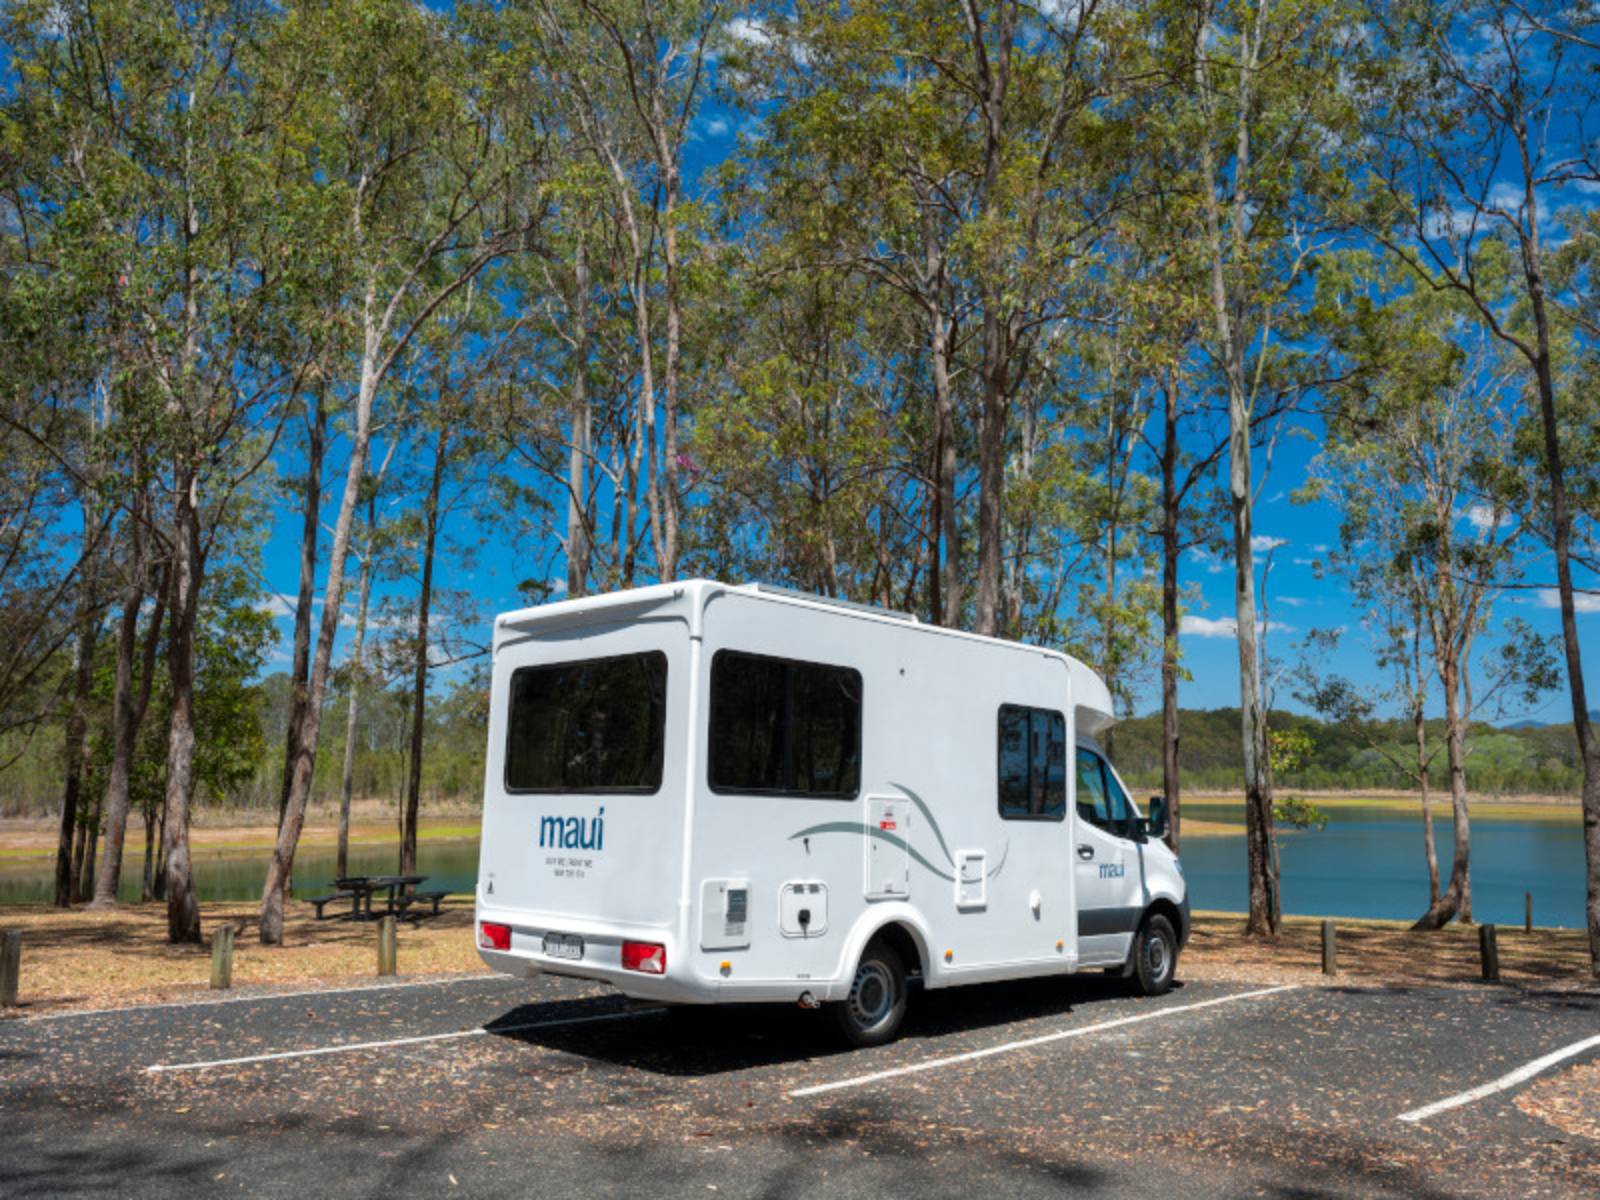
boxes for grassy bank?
[0,903,1591,1019]
[0,804,483,862]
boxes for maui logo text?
[539,808,605,852]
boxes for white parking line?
[145,1008,657,1074]
[788,984,1301,1099]
[1397,1033,1600,1124]
[6,972,506,1025]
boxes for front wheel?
[831,941,908,1047]
[1129,914,1178,996]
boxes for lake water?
[1179,802,1588,928]
[1,803,1588,927]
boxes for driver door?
[1073,747,1142,965]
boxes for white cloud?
[1251,535,1288,553]
[702,116,730,138]
[1180,615,1294,639]
[1465,502,1510,531]
[1181,615,1238,638]
[725,16,772,46]
[1537,588,1600,614]
[257,594,299,619]
[1276,596,1307,608]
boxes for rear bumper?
[474,905,711,1004]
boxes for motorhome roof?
[492,579,1115,727]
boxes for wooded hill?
[1115,708,1586,797]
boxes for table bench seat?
[309,891,357,920]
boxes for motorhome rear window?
[708,650,862,798]
[504,652,667,793]
[997,704,1066,820]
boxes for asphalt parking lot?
[2,970,1597,1198]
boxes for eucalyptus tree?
[1357,0,1600,969]
[1180,0,1361,935]
[519,0,723,586]
[259,0,555,944]
[1315,280,1545,927]
[5,0,307,938]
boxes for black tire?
[831,941,908,1047]
[1129,913,1178,996]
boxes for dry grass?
[2,902,1594,1020]
[1183,911,1598,990]
[0,806,482,860]
[1517,1060,1600,1143]
[0,899,485,1015]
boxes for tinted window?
[709,650,861,798]
[998,705,1066,820]
[505,652,667,793]
[1076,748,1111,827]
[1077,747,1134,835]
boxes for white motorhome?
[474,580,1188,1045]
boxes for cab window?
[1076,748,1135,837]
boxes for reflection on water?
[0,840,483,906]
[0,804,1586,926]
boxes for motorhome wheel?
[832,941,907,1047]
[1130,913,1177,996]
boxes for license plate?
[542,932,584,961]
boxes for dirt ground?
[1,904,1593,1019]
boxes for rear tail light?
[621,941,666,974]
[479,921,511,951]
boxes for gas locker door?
[865,794,910,900]
[1073,747,1142,965]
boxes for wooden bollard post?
[210,926,235,990]
[1,929,20,1007]
[1525,892,1533,935]
[1321,920,1337,975]
[377,915,398,977]
[1479,923,1500,982]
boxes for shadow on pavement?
[487,972,1189,1077]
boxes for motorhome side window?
[708,650,862,798]
[504,652,667,793]
[997,705,1066,820]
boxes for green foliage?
[1116,707,1584,796]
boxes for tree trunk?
[401,426,446,878]
[337,492,378,882]
[69,816,89,902]
[54,553,100,908]
[260,317,379,945]
[162,477,203,944]
[1413,657,1471,930]
[1159,375,1182,853]
[566,237,591,599]
[278,393,325,833]
[1412,615,1439,908]
[76,798,100,903]
[1517,185,1600,973]
[140,795,158,902]
[92,500,156,909]
[1196,0,1275,936]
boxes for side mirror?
[1147,795,1170,841]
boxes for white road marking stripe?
[1396,1033,1600,1123]
[6,972,507,1025]
[788,984,1301,1099]
[145,1008,655,1074]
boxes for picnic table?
[309,874,449,921]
